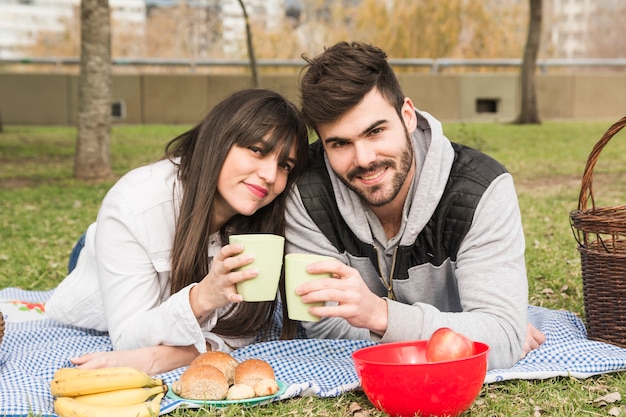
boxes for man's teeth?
[361,170,383,181]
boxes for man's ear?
[401,97,418,132]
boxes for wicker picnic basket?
[0,310,4,347]
[570,116,626,347]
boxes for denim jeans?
[67,232,86,273]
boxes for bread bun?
[190,351,239,385]
[172,364,229,401]
[234,358,276,388]
[226,383,256,400]
[253,378,280,397]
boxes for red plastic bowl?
[352,340,489,417]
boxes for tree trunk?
[74,0,112,180]
[517,0,542,124]
[237,0,260,88]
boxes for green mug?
[284,253,334,322]
[229,234,285,302]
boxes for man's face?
[317,88,417,208]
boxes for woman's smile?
[245,182,269,198]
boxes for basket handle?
[578,116,626,212]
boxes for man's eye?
[369,127,383,136]
[330,141,347,149]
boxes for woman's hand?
[296,259,388,336]
[189,243,257,323]
[70,345,200,376]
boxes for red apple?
[425,327,476,362]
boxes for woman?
[46,89,309,375]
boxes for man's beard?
[339,133,414,208]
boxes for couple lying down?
[46,41,545,376]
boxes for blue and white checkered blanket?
[2,287,626,416]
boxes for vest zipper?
[374,246,397,300]
[388,247,398,300]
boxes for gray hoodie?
[285,109,527,370]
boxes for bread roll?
[190,351,239,385]
[226,383,256,400]
[234,358,276,388]
[253,378,280,397]
[172,364,229,401]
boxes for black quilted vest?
[298,139,507,281]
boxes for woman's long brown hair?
[164,89,308,340]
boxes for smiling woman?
[43,88,309,376]
[214,139,296,222]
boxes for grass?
[2,120,626,416]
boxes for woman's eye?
[249,145,263,154]
[281,162,294,172]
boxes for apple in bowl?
[425,327,476,362]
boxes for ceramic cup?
[284,253,334,322]
[228,234,285,302]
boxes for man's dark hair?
[299,41,406,131]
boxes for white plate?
[166,380,287,408]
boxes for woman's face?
[214,137,297,224]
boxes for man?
[285,41,544,370]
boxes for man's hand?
[295,259,388,335]
[520,323,546,359]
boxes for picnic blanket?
[2,287,626,416]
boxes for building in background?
[0,0,623,60]
[220,0,284,55]
[548,0,595,58]
[0,0,145,58]
[487,0,624,59]
[146,0,282,58]
[0,0,285,58]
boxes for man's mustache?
[346,161,395,182]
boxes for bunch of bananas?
[50,367,167,417]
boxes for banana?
[72,384,167,406]
[50,366,163,397]
[52,367,92,380]
[53,392,164,417]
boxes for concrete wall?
[0,72,624,125]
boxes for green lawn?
[2,120,626,416]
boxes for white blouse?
[45,158,252,354]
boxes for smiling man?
[284,41,545,370]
